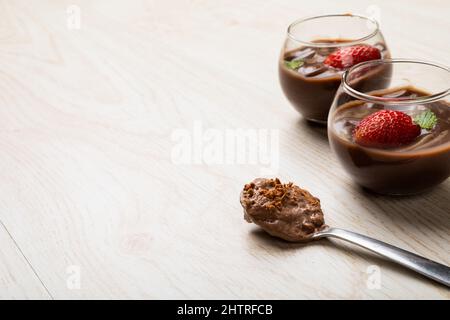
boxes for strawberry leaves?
[414,110,437,130]
[284,59,304,70]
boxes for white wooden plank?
[0,0,448,299]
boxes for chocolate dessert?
[329,86,450,194]
[279,39,391,123]
[240,178,326,241]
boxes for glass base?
[306,118,327,125]
[361,186,434,197]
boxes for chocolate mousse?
[329,86,450,194]
[240,178,326,241]
[279,39,391,123]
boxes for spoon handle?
[314,227,450,287]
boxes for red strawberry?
[324,45,381,70]
[353,110,421,148]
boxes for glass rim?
[287,13,380,47]
[342,59,450,105]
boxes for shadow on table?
[355,182,450,232]
[296,117,329,142]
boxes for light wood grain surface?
[0,0,448,299]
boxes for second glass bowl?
[279,14,390,123]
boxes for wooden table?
[0,0,448,299]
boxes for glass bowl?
[279,14,390,123]
[328,59,450,195]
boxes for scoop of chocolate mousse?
[240,178,326,242]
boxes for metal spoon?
[311,227,450,287]
[241,178,450,287]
